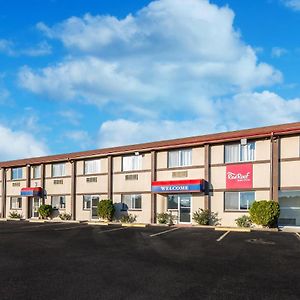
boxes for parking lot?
[0,222,299,300]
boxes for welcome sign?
[226,163,253,189]
[152,179,204,193]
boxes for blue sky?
[0,0,300,161]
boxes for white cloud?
[271,47,288,58]
[0,124,49,161]
[98,91,300,147]
[21,41,52,57]
[20,0,281,116]
[0,39,15,56]
[63,130,91,149]
[58,109,83,125]
[282,0,300,11]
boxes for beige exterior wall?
[1,133,300,226]
[280,136,299,159]
[113,193,151,224]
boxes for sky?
[0,0,300,161]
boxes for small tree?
[249,200,280,228]
[97,199,115,221]
[193,209,220,225]
[38,204,53,219]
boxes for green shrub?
[235,215,252,228]
[120,214,137,223]
[192,209,220,225]
[9,211,22,219]
[38,204,53,219]
[157,212,174,225]
[97,199,115,221]
[59,213,72,220]
[249,200,280,228]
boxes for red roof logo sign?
[226,163,253,189]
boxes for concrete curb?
[87,222,109,226]
[215,227,251,232]
[0,218,7,222]
[192,225,215,229]
[47,220,81,224]
[7,218,23,222]
[28,219,46,223]
[121,223,148,228]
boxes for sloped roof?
[1,121,300,168]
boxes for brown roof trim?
[1,121,300,168]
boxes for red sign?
[226,164,253,189]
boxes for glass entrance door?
[32,198,40,218]
[91,196,99,219]
[179,195,191,223]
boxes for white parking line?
[150,227,179,237]
[54,225,88,231]
[295,232,300,240]
[97,227,127,234]
[216,230,230,242]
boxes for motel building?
[0,122,300,228]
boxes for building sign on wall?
[226,163,253,189]
[152,179,204,193]
[20,187,43,197]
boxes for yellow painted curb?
[0,218,7,222]
[7,218,22,221]
[121,223,147,228]
[87,222,109,226]
[215,227,251,232]
[29,219,46,223]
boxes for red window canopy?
[152,179,204,193]
[21,187,43,197]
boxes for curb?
[87,222,109,226]
[47,220,81,224]
[28,219,46,223]
[192,225,215,229]
[215,227,251,232]
[7,218,23,222]
[0,218,7,222]
[121,223,148,228]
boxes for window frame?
[11,167,23,180]
[122,155,142,172]
[32,165,41,179]
[10,197,22,210]
[52,163,66,178]
[121,194,142,210]
[168,149,192,168]
[51,195,66,210]
[224,142,256,164]
[84,159,101,175]
[224,191,255,212]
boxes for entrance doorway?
[91,196,99,220]
[278,190,300,227]
[31,197,41,218]
[167,194,191,224]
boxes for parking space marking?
[216,230,230,242]
[295,232,300,240]
[150,227,179,237]
[97,227,127,234]
[54,225,88,231]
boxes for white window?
[122,155,142,171]
[11,197,22,209]
[83,195,92,210]
[84,159,101,175]
[52,163,65,177]
[32,165,41,179]
[12,168,23,180]
[51,196,66,209]
[225,142,255,163]
[168,149,192,168]
[122,194,142,210]
[224,191,255,211]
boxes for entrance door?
[32,198,40,218]
[179,195,191,223]
[91,196,99,219]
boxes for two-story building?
[0,122,300,227]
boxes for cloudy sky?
[0,0,300,161]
